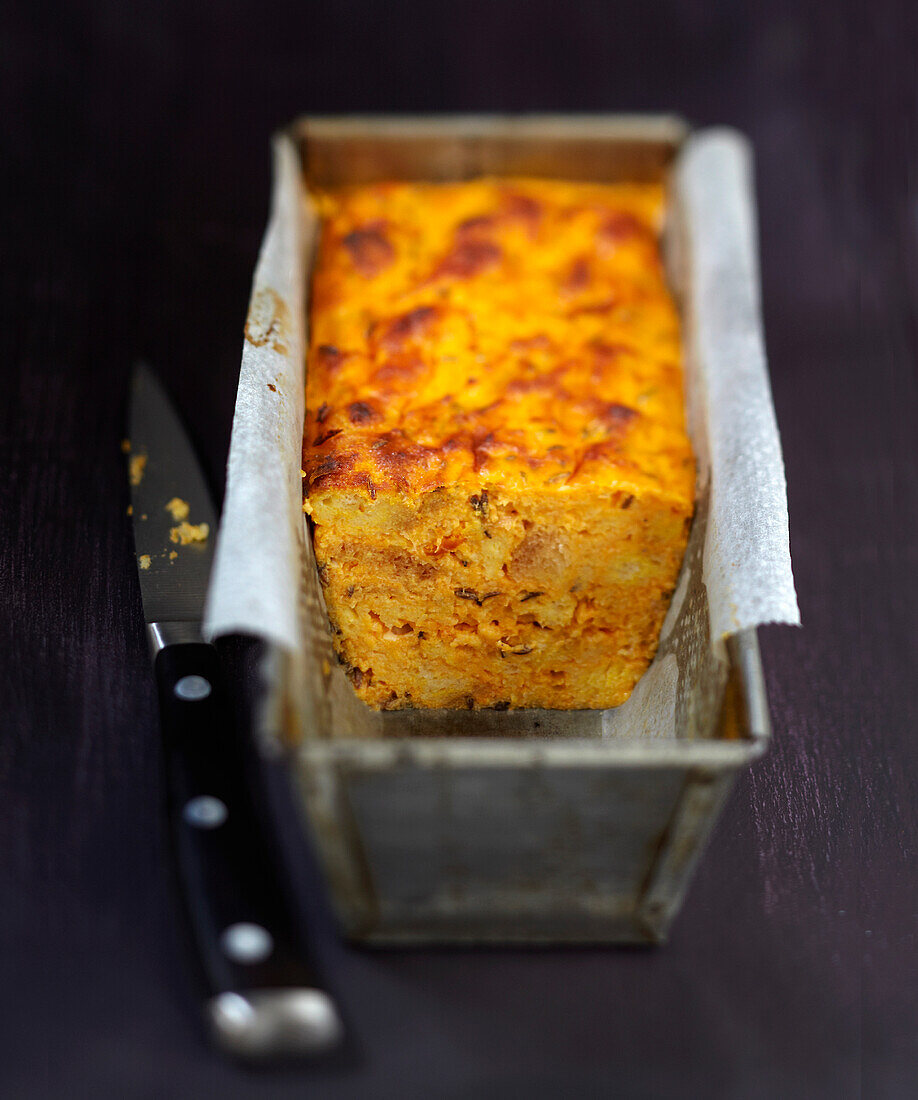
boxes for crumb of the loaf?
[121,438,131,454]
[138,554,152,570]
[169,521,210,545]
[129,454,147,486]
[165,497,190,522]
[169,550,178,560]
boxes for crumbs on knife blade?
[128,453,147,486]
[165,497,190,521]
[170,521,210,545]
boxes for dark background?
[2,1,917,1096]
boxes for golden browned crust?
[304,177,694,710]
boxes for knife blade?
[128,362,343,1060]
[129,362,218,629]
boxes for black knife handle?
[153,640,343,1059]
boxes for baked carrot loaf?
[303,177,694,710]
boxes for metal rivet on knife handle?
[220,923,274,965]
[174,674,212,701]
[182,796,228,829]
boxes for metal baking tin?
[254,116,772,944]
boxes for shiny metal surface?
[207,989,344,1059]
[129,363,217,624]
[146,620,205,654]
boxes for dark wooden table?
[3,1,917,1096]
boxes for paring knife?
[128,362,343,1060]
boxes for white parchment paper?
[204,136,310,651]
[204,127,799,679]
[676,130,800,638]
